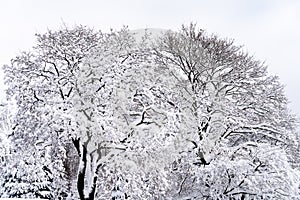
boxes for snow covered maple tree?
[1,23,299,199]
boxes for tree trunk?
[73,138,100,200]
[77,144,87,200]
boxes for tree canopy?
[1,24,299,199]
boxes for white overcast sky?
[0,0,299,117]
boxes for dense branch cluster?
[0,24,299,199]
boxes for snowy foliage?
[1,24,299,199]
[1,25,100,199]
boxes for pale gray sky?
[0,0,299,117]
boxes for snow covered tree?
[2,25,101,198]
[0,101,12,163]
[71,27,198,199]
[2,25,190,199]
[154,23,300,199]
[1,23,299,199]
[0,101,14,196]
